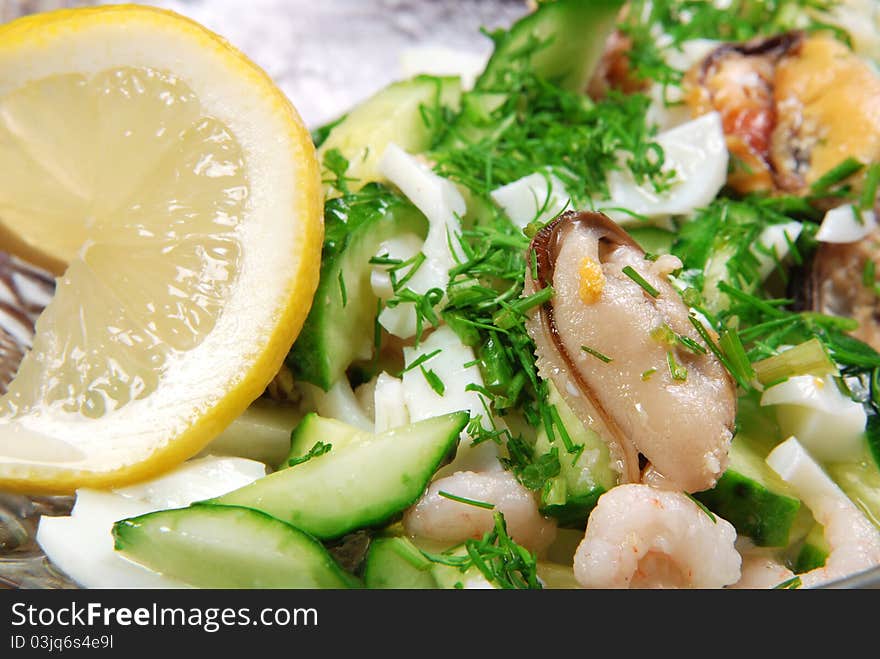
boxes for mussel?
[686,31,880,196]
[524,210,736,493]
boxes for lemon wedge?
[0,6,322,493]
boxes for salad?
[5,0,880,590]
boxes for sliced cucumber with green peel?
[627,226,676,256]
[285,412,362,467]
[112,505,358,589]
[535,383,616,527]
[794,523,829,573]
[363,536,438,589]
[319,74,461,190]
[828,460,880,529]
[440,0,624,149]
[695,433,801,547]
[476,0,624,93]
[210,412,468,540]
[288,187,428,390]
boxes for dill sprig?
[432,49,670,209]
[420,511,542,589]
[622,0,850,86]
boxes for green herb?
[580,344,613,363]
[622,265,660,298]
[438,491,496,510]
[492,286,554,330]
[810,158,865,196]
[752,338,837,385]
[685,492,717,523]
[641,368,657,381]
[402,349,442,374]
[666,351,688,381]
[420,366,446,396]
[287,441,332,468]
[337,270,347,308]
[518,447,562,491]
[773,576,802,590]
[862,163,880,210]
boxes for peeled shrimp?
[403,469,557,554]
[728,539,794,589]
[573,484,741,589]
[767,437,880,588]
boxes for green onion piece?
[438,491,496,510]
[622,265,659,298]
[719,329,756,386]
[492,286,554,330]
[752,338,838,386]
[666,351,688,381]
[420,366,446,395]
[810,157,864,195]
[288,441,332,468]
[861,162,880,210]
[773,576,802,590]
[641,368,656,381]
[580,345,613,363]
[338,271,347,308]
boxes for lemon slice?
[0,6,322,493]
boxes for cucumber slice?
[112,505,358,589]
[363,536,438,589]
[626,226,676,256]
[476,0,624,92]
[794,523,829,573]
[695,434,801,547]
[318,75,461,190]
[535,383,616,527]
[287,187,428,390]
[827,460,880,529]
[439,0,623,150]
[210,412,469,540]
[285,412,362,468]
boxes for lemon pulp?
[0,7,322,493]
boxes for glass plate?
[1,0,878,590]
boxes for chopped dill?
[666,351,688,381]
[641,368,657,381]
[337,271,347,308]
[438,491,496,510]
[773,575,803,590]
[420,366,446,396]
[421,512,542,589]
[581,344,613,363]
[685,492,717,523]
[622,265,660,298]
[287,441,332,468]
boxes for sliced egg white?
[597,112,728,221]
[36,456,266,589]
[373,371,410,433]
[815,204,877,244]
[766,436,858,518]
[760,374,866,463]
[491,170,571,230]
[377,143,466,339]
[401,324,498,472]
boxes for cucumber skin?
[695,470,801,547]
[209,412,469,540]
[285,412,361,468]
[113,505,359,589]
[476,0,625,93]
[287,190,427,390]
[540,488,605,529]
[795,542,829,574]
[363,537,438,589]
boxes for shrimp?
[403,469,557,554]
[573,484,741,589]
[762,437,880,588]
[728,539,794,589]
